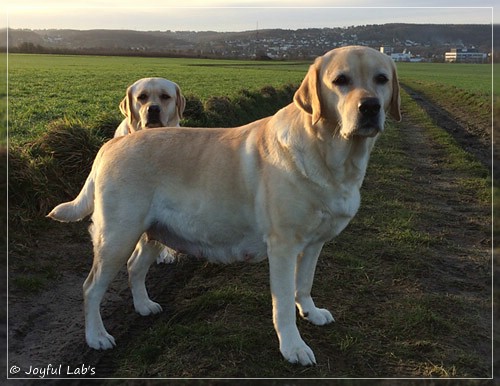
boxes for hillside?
[1,24,493,60]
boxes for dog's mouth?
[145,105,163,128]
[343,116,382,139]
[352,123,381,138]
[350,98,383,138]
[145,121,164,128]
[145,115,164,128]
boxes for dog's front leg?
[268,239,316,366]
[295,242,335,325]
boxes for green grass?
[396,62,492,96]
[7,54,308,143]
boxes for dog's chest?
[315,183,361,240]
[312,148,369,240]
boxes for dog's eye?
[333,74,350,86]
[375,74,389,85]
[160,94,171,100]
[137,93,148,101]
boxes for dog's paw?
[301,307,335,326]
[156,255,168,264]
[86,331,116,350]
[156,247,177,264]
[135,300,163,316]
[281,340,316,366]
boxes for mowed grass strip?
[110,90,491,378]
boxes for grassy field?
[6,53,493,379]
[397,62,493,96]
[6,54,308,143]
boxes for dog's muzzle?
[354,97,382,137]
[146,105,162,128]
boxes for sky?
[3,1,495,32]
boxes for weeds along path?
[7,90,492,379]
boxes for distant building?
[445,47,487,63]
[379,46,393,55]
[380,46,411,62]
[390,51,411,62]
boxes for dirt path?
[399,111,491,298]
[8,229,205,380]
[7,90,492,381]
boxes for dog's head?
[120,77,186,132]
[294,46,401,139]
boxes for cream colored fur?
[114,77,186,264]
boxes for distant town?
[1,24,494,63]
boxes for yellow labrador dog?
[114,77,186,264]
[114,77,186,137]
[48,46,400,366]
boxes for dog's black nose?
[359,98,381,117]
[148,105,161,114]
[146,105,162,127]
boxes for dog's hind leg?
[83,223,143,350]
[127,235,164,316]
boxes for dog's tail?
[47,166,96,222]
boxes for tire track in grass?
[392,90,491,376]
[401,84,491,170]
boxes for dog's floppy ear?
[119,95,129,118]
[390,65,402,122]
[294,56,322,125]
[176,85,186,119]
[120,85,139,126]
